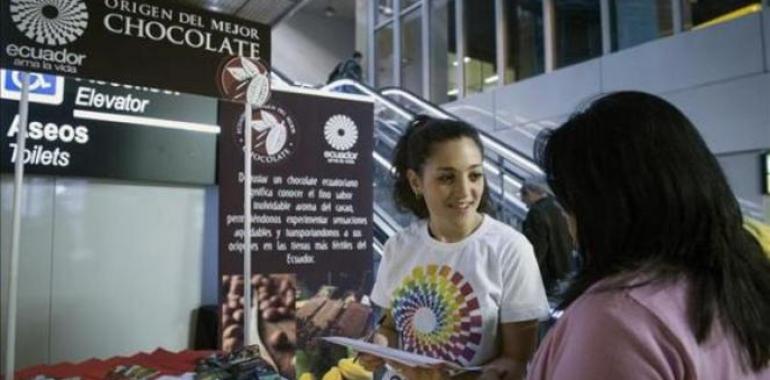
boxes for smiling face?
[407,137,485,229]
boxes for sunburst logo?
[11,0,89,46]
[324,114,358,151]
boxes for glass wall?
[368,0,764,103]
[505,0,544,83]
[554,0,602,68]
[610,0,672,51]
[401,8,423,95]
[402,0,421,9]
[430,0,458,103]
[464,2,497,95]
[683,0,762,30]
[376,0,395,25]
[375,24,394,88]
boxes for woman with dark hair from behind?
[528,91,770,379]
[363,116,549,380]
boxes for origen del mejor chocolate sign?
[0,0,270,101]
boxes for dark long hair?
[538,91,770,371]
[392,115,490,218]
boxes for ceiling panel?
[302,0,357,20]
[237,0,300,24]
[172,0,302,25]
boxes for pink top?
[528,276,770,380]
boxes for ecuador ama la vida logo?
[235,106,297,165]
[8,0,89,73]
[323,114,359,165]
[11,0,89,46]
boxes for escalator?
[273,70,767,226]
[271,70,542,248]
[321,79,538,229]
[380,86,544,176]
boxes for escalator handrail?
[270,68,292,84]
[316,80,532,217]
[321,80,541,178]
[324,80,534,173]
[380,86,455,119]
[376,119,526,187]
[372,145,528,218]
[317,79,531,223]
[322,79,416,122]
[270,68,319,89]
[380,87,544,176]
[374,204,402,237]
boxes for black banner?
[217,89,375,377]
[0,69,218,185]
[0,0,270,100]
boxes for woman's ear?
[406,169,422,196]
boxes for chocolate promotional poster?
[217,89,375,377]
[0,0,270,100]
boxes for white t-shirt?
[370,215,549,367]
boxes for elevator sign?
[0,69,219,185]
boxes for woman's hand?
[356,333,388,371]
[387,362,450,380]
[357,354,384,372]
[478,360,509,379]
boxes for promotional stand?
[1,0,271,375]
[217,88,375,378]
[1,2,375,378]
[243,102,254,345]
[4,71,29,380]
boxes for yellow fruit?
[322,367,343,380]
[337,358,373,380]
[299,373,316,380]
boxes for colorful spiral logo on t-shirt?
[391,265,482,365]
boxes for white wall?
[1,175,218,368]
[272,11,356,85]
[444,11,770,209]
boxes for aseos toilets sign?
[0,69,219,185]
[0,0,270,101]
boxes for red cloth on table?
[10,349,213,380]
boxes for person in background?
[327,51,363,84]
[363,116,549,380]
[528,92,770,379]
[519,177,574,300]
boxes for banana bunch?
[299,373,316,380]
[315,358,373,380]
[337,358,373,380]
[322,367,342,380]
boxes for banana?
[322,366,343,380]
[337,358,373,380]
[299,373,316,380]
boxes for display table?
[12,349,212,379]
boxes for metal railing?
[323,78,531,226]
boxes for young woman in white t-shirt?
[364,116,549,380]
